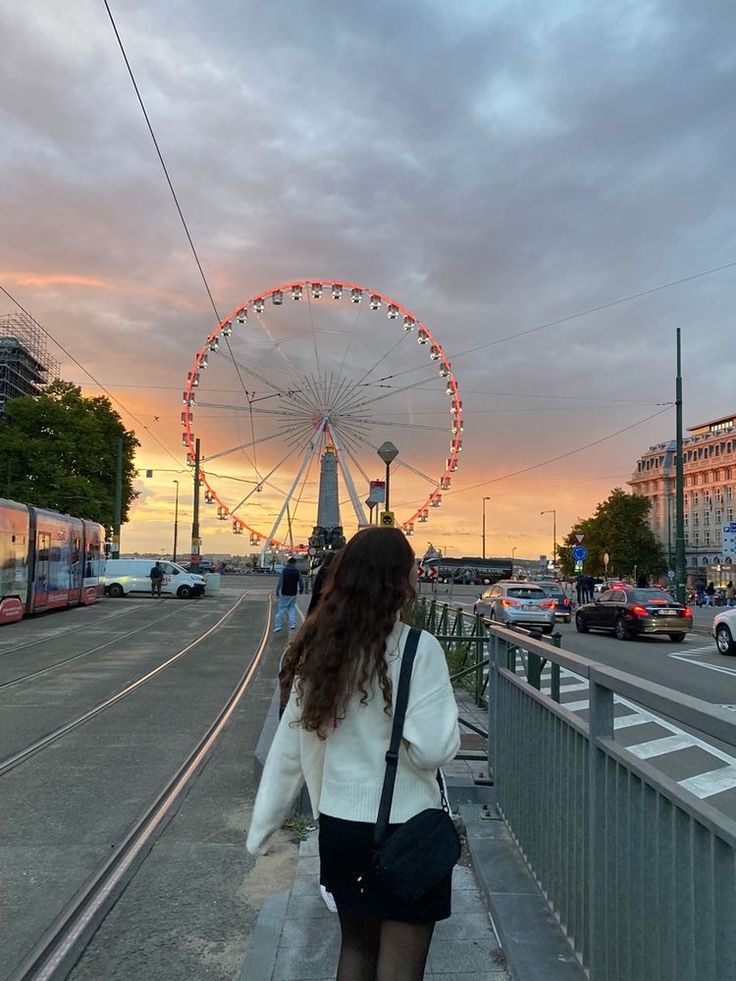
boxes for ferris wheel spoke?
[305,292,323,386]
[202,424,300,464]
[261,431,322,554]
[396,459,442,486]
[350,332,413,391]
[337,301,365,377]
[339,442,372,485]
[254,310,309,392]
[340,372,442,415]
[228,431,316,516]
[345,415,447,433]
[215,350,304,401]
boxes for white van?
[100,559,206,599]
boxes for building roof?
[688,413,736,434]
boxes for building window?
[705,530,711,545]
[728,507,734,522]
[694,532,700,546]
[705,513,710,526]
[694,514,699,526]
[716,509,722,523]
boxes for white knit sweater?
[246,621,461,855]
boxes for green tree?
[0,380,139,528]
[559,487,666,579]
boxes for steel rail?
[0,602,197,692]
[9,590,272,981]
[0,601,161,659]
[0,592,249,778]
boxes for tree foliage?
[0,380,139,528]
[559,487,666,578]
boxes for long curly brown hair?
[283,527,416,736]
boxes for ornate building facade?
[630,413,736,577]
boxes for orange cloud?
[2,269,201,311]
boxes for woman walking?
[247,527,460,981]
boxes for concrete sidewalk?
[239,833,511,981]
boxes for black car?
[574,587,693,642]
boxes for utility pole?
[675,328,686,602]
[191,437,201,566]
[172,479,180,563]
[482,496,490,558]
[112,435,123,555]
[541,509,557,569]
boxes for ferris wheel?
[181,280,462,552]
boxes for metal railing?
[420,603,736,980]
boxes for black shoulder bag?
[364,627,461,904]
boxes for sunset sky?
[2,1,735,560]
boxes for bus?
[420,555,513,586]
[0,498,105,624]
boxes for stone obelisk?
[310,445,346,552]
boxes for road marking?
[626,734,695,759]
[614,714,649,730]
[536,665,736,794]
[540,681,588,695]
[679,765,736,799]
[668,653,736,678]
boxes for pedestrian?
[274,557,304,632]
[149,561,164,597]
[726,581,735,608]
[636,573,649,589]
[695,579,706,606]
[576,573,584,607]
[307,551,337,615]
[247,527,461,981]
[705,581,716,607]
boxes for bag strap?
[373,627,421,850]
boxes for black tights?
[336,909,435,981]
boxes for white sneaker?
[273,627,283,633]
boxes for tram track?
[8,594,272,981]
[0,591,249,779]
[0,602,197,692]
[0,601,165,659]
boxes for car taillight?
[631,605,649,617]
[563,598,571,606]
[499,598,521,607]
[540,600,556,609]
[684,607,693,617]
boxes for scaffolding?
[0,312,60,419]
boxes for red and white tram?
[0,498,105,625]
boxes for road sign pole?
[674,328,687,603]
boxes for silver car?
[474,581,556,633]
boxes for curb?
[237,889,289,981]
[461,804,586,981]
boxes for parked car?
[713,607,736,655]
[474,581,556,634]
[575,587,692,641]
[531,581,572,623]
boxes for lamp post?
[511,545,516,576]
[365,496,375,525]
[377,442,398,519]
[172,480,180,563]
[541,510,557,569]
[481,496,491,559]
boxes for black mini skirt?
[318,813,452,923]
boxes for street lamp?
[172,480,180,563]
[377,442,399,515]
[511,545,516,574]
[481,496,490,559]
[540,510,557,569]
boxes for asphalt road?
[422,582,736,818]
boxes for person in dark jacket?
[149,562,164,597]
[307,552,337,615]
[274,557,304,632]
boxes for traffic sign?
[308,546,317,556]
[380,510,395,527]
[572,545,588,562]
[575,533,585,544]
[667,570,675,580]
